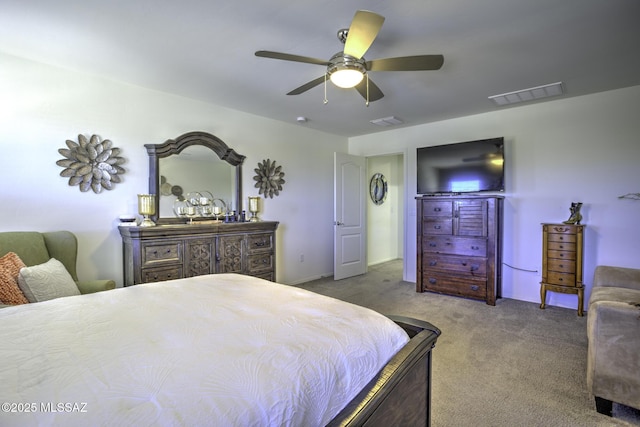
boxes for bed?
[0,273,440,426]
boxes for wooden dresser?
[118,221,278,286]
[539,223,585,316]
[416,195,503,305]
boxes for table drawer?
[422,200,453,217]
[546,271,577,287]
[422,236,487,256]
[547,241,576,251]
[547,233,577,244]
[141,266,183,284]
[142,242,182,266]
[422,273,487,300]
[423,254,487,277]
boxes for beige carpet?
[296,259,640,427]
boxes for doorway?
[366,154,404,267]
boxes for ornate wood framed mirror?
[145,131,245,224]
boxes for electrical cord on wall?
[503,262,538,273]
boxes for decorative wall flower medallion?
[253,159,285,198]
[57,134,126,194]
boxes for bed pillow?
[18,258,80,303]
[0,252,30,305]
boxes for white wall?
[350,85,640,311]
[367,154,404,265]
[0,53,347,286]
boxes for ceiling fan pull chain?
[324,74,329,104]
[366,74,370,107]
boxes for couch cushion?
[18,258,80,303]
[589,286,640,308]
[0,252,29,305]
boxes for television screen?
[417,137,505,194]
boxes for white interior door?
[334,152,366,280]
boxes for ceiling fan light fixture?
[327,53,366,88]
[330,69,364,88]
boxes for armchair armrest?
[76,279,116,294]
[587,298,640,410]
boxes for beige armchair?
[587,265,640,415]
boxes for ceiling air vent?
[370,116,404,127]
[489,82,564,106]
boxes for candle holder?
[137,194,156,227]
[248,197,260,222]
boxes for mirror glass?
[158,146,236,218]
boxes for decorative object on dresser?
[540,223,585,316]
[248,196,261,222]
[137,194,156,227]
[119,221,278,285]
[57,134,125,194]
[562,201,583,224]
[416,195,503,305]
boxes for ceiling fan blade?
[287,76,326,95]
[354,77,384,102]
[343,10,385,59]
[255,50,329,66]
[366,55,444,71]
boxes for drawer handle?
[470,285,479,291]
[254,241,266,247]
[559,245,564,249]
[559,253,565,257]
[470,265,479,272]
[471,245,480,250]
[429,242,437,247]
[433,225,441,230]
[429,260,437,266]
[461,262,467,266]
[433,207,441,212]
[429,278,437,284]
[558,277,564,282]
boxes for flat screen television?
[417,137,505,194]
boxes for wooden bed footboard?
[328,315,441,427]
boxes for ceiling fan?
[255,10,444,103]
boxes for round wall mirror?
[369,173,387,205]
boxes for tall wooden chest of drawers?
[416,195,503,305]
[119,221,278,286]
[539,223,585,316]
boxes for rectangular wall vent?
[489,82,564,106]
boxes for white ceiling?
[1,0,639,137]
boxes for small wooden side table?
[539,223,585,316]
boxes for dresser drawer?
[422,236,487,256]
[142,242,182,266]
[247,233,273,252]
[547,258,576,273]
[422,200,453,217]
[546,271,577,287]
[423,254,487,277]
[422,219,453,235]
[247,253,273,274]
[422,273,487,300]
[547,241,576,251]
[547,250,576,261]
[141,266,183,284]
[547,233,576,244]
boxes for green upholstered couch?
[587,265,640,416]
[0,231,115,307]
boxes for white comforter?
[0,274,409,427]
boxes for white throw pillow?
[18,258,80,303]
